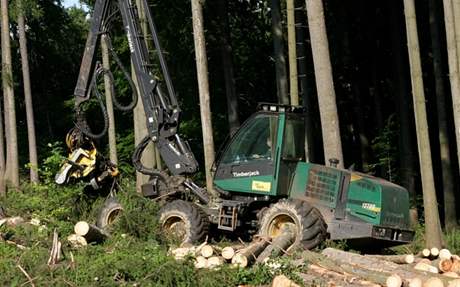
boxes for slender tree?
[191,0,217,198]
[101,35,118,165]
[452,0,460,171]
[0,100,4,196]
[271,0,289,104]
[305,0,344,168]
[429,0,456,229]
[133,0,156,192]
[1,0,19,188]
[17,0,39,183]
[404,0,442,248]
[287,0,299,106]
[217,0,239,136]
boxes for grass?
[0,180,304,286]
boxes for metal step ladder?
[218,202,239,231]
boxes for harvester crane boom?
[73,0,198,176]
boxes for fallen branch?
[17,264,35,287]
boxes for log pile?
[170,233,295,270]
[170,240,460,287]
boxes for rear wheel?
[96,197,123,229]
[258,199,327,250]
[158,200,209,244]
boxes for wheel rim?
[163,216,187,242]
[106,208,122,225]
[267,214,296,238]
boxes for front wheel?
[158,200,209,244]
[258,199,327,250]
[96,197,123,229]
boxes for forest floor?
[1,180,459,287]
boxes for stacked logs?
[171,232,295,269]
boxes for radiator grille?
[305,166,340,203]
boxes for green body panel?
[288,162,411,229]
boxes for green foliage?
[367,115,399,182]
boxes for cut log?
[443,272,459,279]
[450,259,460,273]
[387,274,403,287]
[195,256,207,269]
[431,248,441,258]
[207,256,224,269]
[67,234,87,248]
[171,247,196,260]
[0,216,24,227]
[440,250,452,260]
[433,259,454,273]
[420,249,432,258]
[74,221,108,243]
[367,254,415,264]
[257,231,295,263]
[222,246,236,260]
[232,239,269,268]
[414,262,439,273]
[271,275,300,287]
[319,248,453,285]
[200,245,214,258]
[423,277,443,287]
[408,278,423,287]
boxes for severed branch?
[17,264,35,287]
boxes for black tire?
[158,200,209,244]
[96,197,123,229]
[258,199,327,250]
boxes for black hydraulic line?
[103,35,138,111]
[75,65,110,139]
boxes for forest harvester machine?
[55,0,414,250]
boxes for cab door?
[213,113,282,196]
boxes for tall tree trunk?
[191,0,217,198]
[17,4,39,183]
[404,0,442,248]
[217,0,239,136]
[101,35,118,165]
[0,100,5,195]
[388,0,416,204]
[287,0,299,106]
[294,0,315,162]
[1,0,19,188]
[305,0,344,168]
[429,0,456,229]
[450,0,460,170]
[133,0,155,192]
[271,0,289,104]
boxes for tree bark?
[231,239,269,267]
[133,0,155,192]
[1,0,19,189]
[17,3,39,183]
[388,0,417,207]
[306,0,344,168]
[217,0,239,136]
[429,0,456,229]
[191,0,217,198]
[271,0,289,105]
[404,0,442,249]
[287,0,299,106]
[101,35,118,165]
[452,0,460,171]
